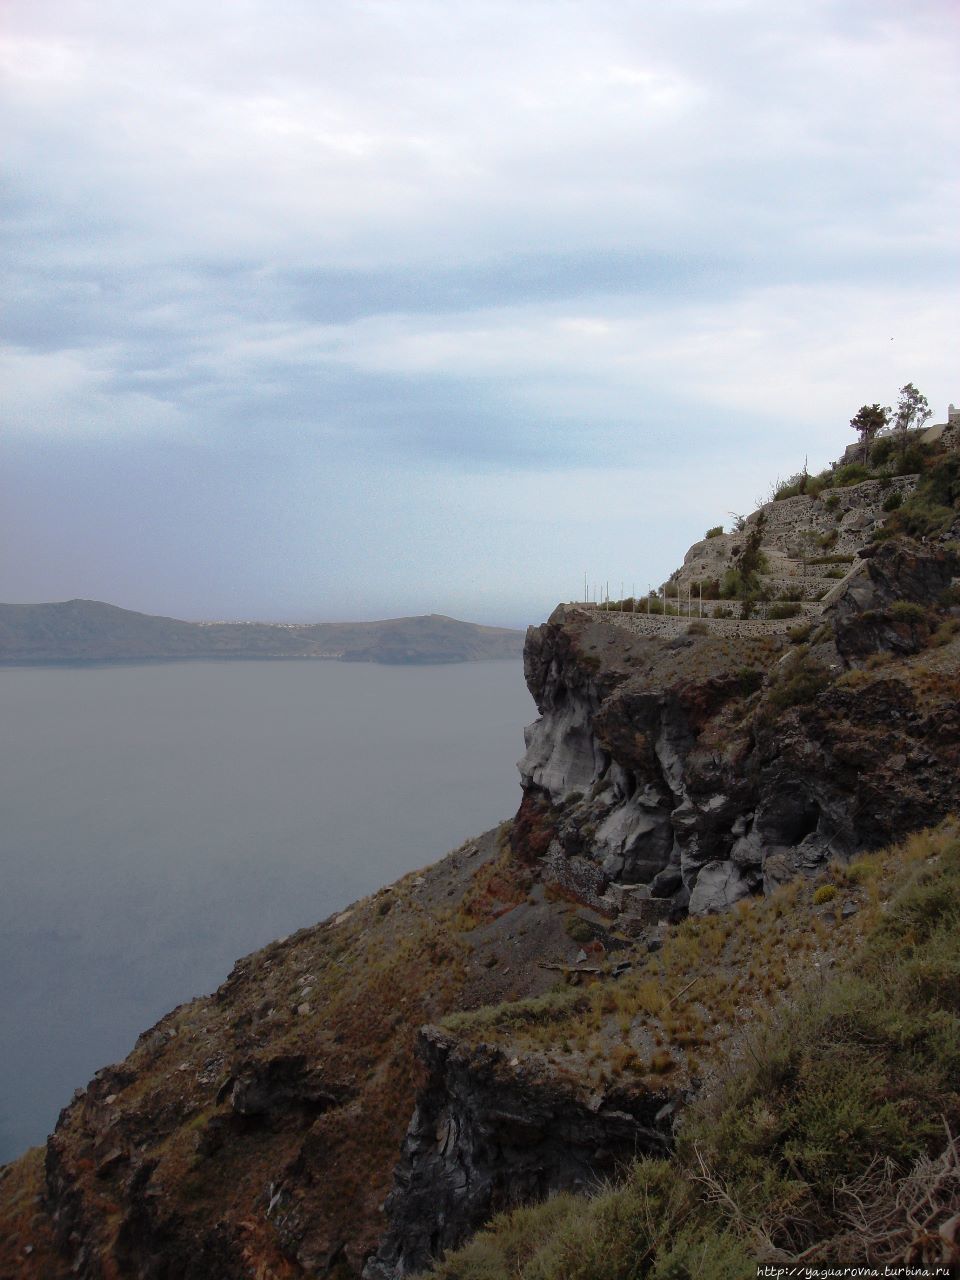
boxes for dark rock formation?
[364,1027,673,1280]
[826,540,956,659]
[512,541,960,918]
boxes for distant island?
[0,599,525,665]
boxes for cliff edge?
[3,427,960,1278]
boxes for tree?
[894,382,932,437]
[849,403,890,462]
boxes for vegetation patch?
[422,822,960,1278]
[760,648,832,718]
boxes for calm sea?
[0,658,531,1162]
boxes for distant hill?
[0,600,525,665]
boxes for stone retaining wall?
[581,606,822,639]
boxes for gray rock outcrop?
[364,1028,672,1280]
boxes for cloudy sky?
[3,0,957,628]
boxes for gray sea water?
[0,658,531,1163]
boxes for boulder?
[687,861,753,916]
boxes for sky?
[2,0,958,629]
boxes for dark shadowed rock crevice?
[364,1027,673,1280]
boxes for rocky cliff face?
[365,1028,672,1280]
[3,442,960,1280]
[513,537,959,919]
[363,541,960,1279]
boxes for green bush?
[874,457,960,542]
[834,462,870,487]
[763,650,831,716]
[892,442,931,476]
[766,602,802,620]
[565,915,596,944]
[705,525,723,539]
[870,435,897,467]
[824,493,841,510]
[922,456,960,508]
[734,667,764,696]
[806,471,833,499]
[773,473,806,501]
[889,601,930,626]
[812,884,837,905]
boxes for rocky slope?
[516,536,958,921]
[2,430,959,1279]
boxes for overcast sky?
[3,0,957,628]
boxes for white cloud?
[2,0,958,618]
[0,347,184,437]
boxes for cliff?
[2,429,960,1278]
[0,601,524,665]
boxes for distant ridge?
[0,599,524,665]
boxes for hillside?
[2,420,960,1278]
[0,601,524,665]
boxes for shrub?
[686,621,708,636]
[565,915,596,945]
[705,525,723,539]
[806,471,832,499]
[930,619,960,647]
[870,435,897,467]
[787,621,814,644]
[892,442,931,476]
[824,493,841,511]
[921,455,960,508]
[845,858,879,883]
[876,457,960,542]
[834,462,871,487]
[766,602,802,620]
[889,601,930,626]
[812,884,837,905]
[763,650,832,716]
[712,606,733,619]
[734,667,764,696]
[774,473,807,501]
[695,577,721,600]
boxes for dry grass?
[422,820,960,1280]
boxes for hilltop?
[2,411,960,1278]
[0,601,524,665]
